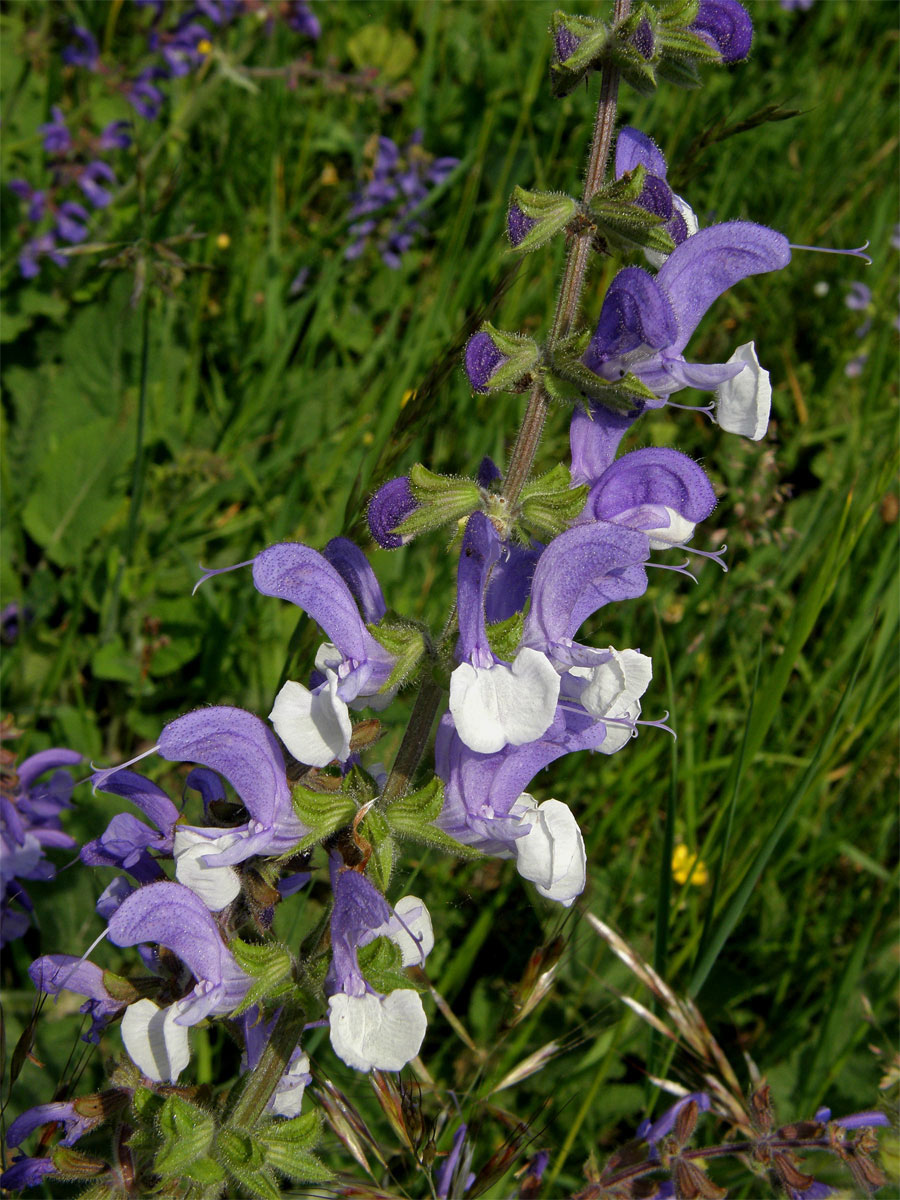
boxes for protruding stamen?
[192,559,255,596]
[647,559,699,584]
[667,400,717,424]
[681,543,728,572]
[789,239,872,266]
[635,712,677,739]
[55,929,111,998]
[90,745,161,791]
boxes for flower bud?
[368,476,419,549]
[464,323,539,394]
[506,185,578,253]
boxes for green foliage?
[154,1095,217,1179]
[518,461,589,540]
[384,775,482,857]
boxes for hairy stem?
[227,1004,307,1130]
[502,0,631,508]
[380,675,444,806]
[381,0,631,803]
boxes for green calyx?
[289,785,357,851]
[519,462,589,540]
[368,611,431,693]
[545,334,659,410]
[393,463,482,538]
[229,939,296,1015]
[472,321,541,391]
[550,11,610,97]
[589,167,676,258]
[508,185,578,254]
[607,5,660,94]
[383,776,483,859]
[154,1094,218,1181]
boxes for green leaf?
[394,464,482,538]
[91,636,142,685]
[257,1112,333,1182]
[357,933,414,996]
[154,1095,216,1178]
[21,419,131,566]
[347,23,417,80]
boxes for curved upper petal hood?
[158,706,306,861]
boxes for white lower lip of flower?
[449,647,560,754]
[366,895,434,967]
[715,342,771,440]
[121,998,191,1083]
[510,795,586,906]
[269,673,352,767]
[328,989,427,1072]
[571,648,653,718]
[268,1051,311,1118]
[174,829,242,910]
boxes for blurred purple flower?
[98,120,133,151]
[1,749,80,945]
[55,201,91,244]
[77,160,117,208]
[844,354,868,378]
[346,132,458,268]
[151,21,213,77]
[845,281,871,311]
[39,106,71,154]
[19,233,69,279]
[285,1,321,39]
[0,1156,59,1190]
[62,25,100,69]
[8,180,46,223]
[125,67,166,120]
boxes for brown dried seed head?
[673,1158,727,1200]
[674,1100,700,1147]
[772,1151,815,1191]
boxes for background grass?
[1,1,898,1196]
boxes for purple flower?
[7,1100,96,1150]
[844,353,868,378]
[80,769,178,884]
[0,1156,58,1190]
[325,859,432,1071]
[615,127,698,261]
[368,476,419,549]
[108,881,252,1080]
[62,25,100,69]
[284,1,321,39]
[150,21,213,77]
[8,180,46,223]
[507,201,537,248]
[154,705,309,866]
[581,222,790,406]
[323,536,388,624]
[436,1125,476,1199]
[690,0,753,63]
[77,160,117,208]
[18,232,68,278]
[39,106,71,154]
[55,201,90,244]
[240,1007,311,1116]
[845,281,872,311]
[29,956,124,1042]
[125,67,166,120]
[1,749,80,946]
[98,120,132,151]
[346,133,458,267]
[252,543,396,706]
